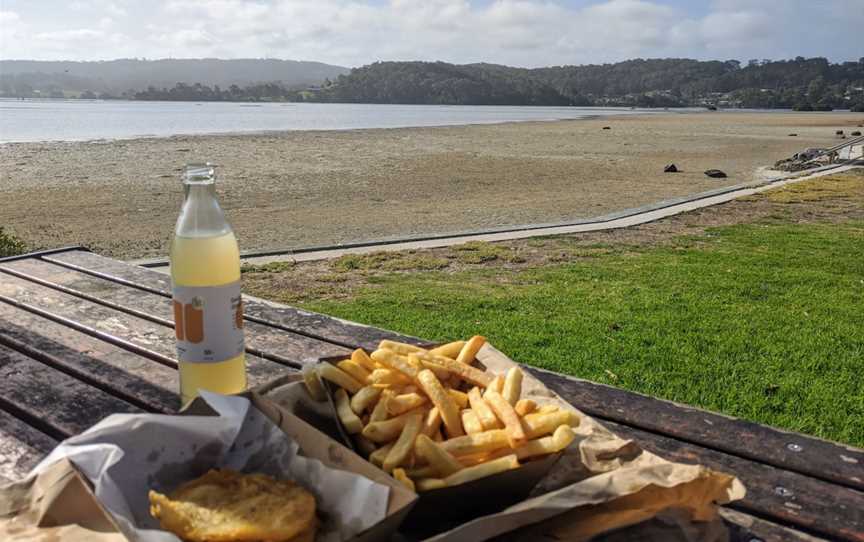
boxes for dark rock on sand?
[788,133,798,136]
[664,164,678,173]
[852,131,862,136]
[836,130,844,135]
[704,169,727,178]
[602,126,611,130]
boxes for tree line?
[3,57,863,111]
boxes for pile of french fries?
[302,336,578,492]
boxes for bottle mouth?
[183,163,216,185]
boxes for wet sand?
[1,111,861,259]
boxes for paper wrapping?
[418,344,746,541]
[0,392,390,542]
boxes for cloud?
[1,0,861,66]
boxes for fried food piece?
[456,335,486,365]
[502,367,523,405]
[514,399,537,417]
[467,387,502,431]
[444,454,519,487]
[417,369,464,438]
[301,365,327,402]
[149,469,316,542]
[484,390,527,447]
[429,341,465,359]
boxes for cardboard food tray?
[317,351,564,527]
[0,392,418,542]
[289,343,746,542]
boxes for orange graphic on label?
[174,298,205,344]
[173,300,184,340]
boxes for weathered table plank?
[1,259,350,365]
[529,366,864,492]
[0,344,144,437]
[0,302,177,413]
[0,409,57,484]
[0,274,289,388]
[43,250,422,350]
[719,509,828,542]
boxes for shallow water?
[0,99,674,143]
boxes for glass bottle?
[170,163,246,407]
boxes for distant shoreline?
[9,99,854,145]
[0,101,683,144]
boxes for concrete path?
[142,161,862,270]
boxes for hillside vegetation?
[3,56,863,110]
[320,57,864,109]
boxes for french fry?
[371,349,422,379]
[415,478,446,492]
[369,368,412,387]
[301,365,327,401]
[514,425,576,460]
[370,389,393,423]
[350,385,382,415]
[484,390,527,447]
[429,340,466,360]
[444,454,519,487]
[514,399,537,417]
[521,410,574,439]
[415,434,463,476]
[378,340,427,355]
[439,429,509,456]
[455,449,511,467]
[447,389,469,409]
[421,407,442,437]
[383,411,424,471]
[334,388,363,434]
[392,468,416,492]
[467,387,502,430]
[483,375,505,398]
[418,354,492,388]
[363,407,426,443]
[351,348,378,372]
[318,363,364,394]
[417,369,464,438]
[369,442,394,467]
[460,409,484,435]
[456,335,486,365]
[354,434,378,457]
[502,366,523,405]
[406,464,439,479]
[337,359,372,384]
[406,353,450,382]
[537,404,560,414]
[388,392,428,415]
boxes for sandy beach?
[1,111,861,259]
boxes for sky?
[1,0,862,68]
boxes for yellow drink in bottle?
[171,163,246,407]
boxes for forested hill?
[0,58,349,95]
[320,58,864,110]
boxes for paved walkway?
[142,161,862,270]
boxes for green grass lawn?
[301,220,864,446]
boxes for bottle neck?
[175,181,232,238]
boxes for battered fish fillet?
[149,469,317,542]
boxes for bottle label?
[172,281,244,363]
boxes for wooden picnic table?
[0,247,861,541]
